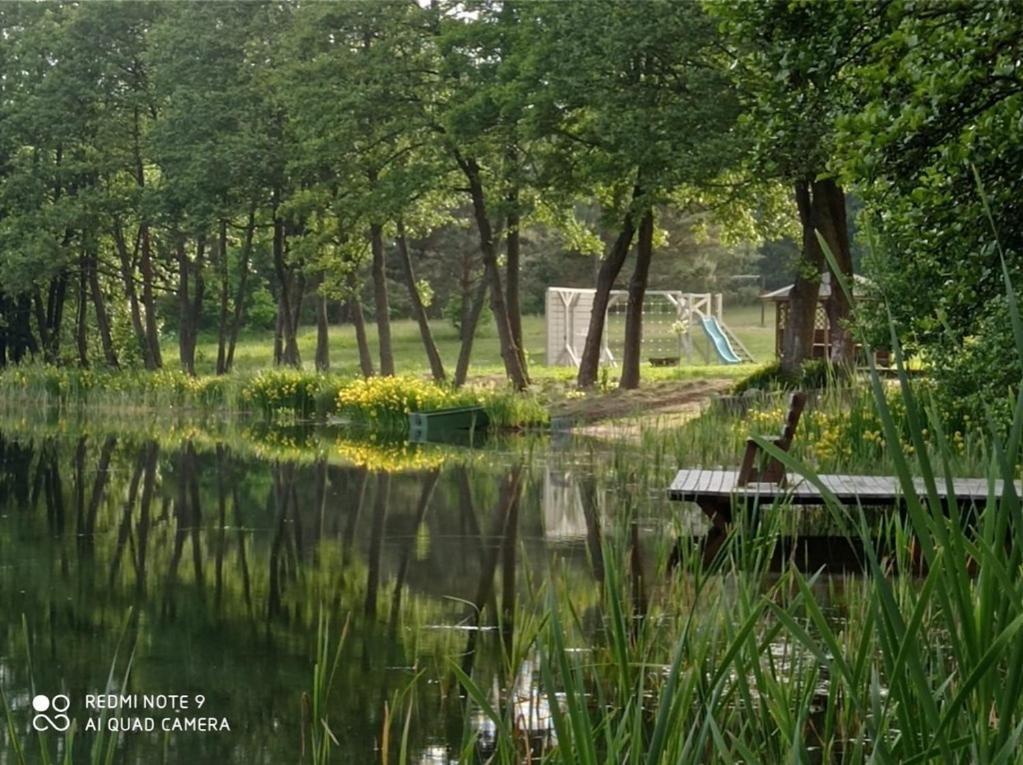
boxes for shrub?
[239,369,340,420]
[336,375,482,429]
[732,358,834,394]
[0,364,550,431]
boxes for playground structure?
[545,288,754,368]
[760,272,889,365]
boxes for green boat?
[408,405,489,442]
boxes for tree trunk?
[271,214,301,367]
[577,188,641,388]
[49,273,67,356]
[618,208,654,390]
[456,152,528,390]
[31,289,51,363]
[506,193,524,370]
[291,271,306,341]
[453,242,485,387]
[32,247,68,364]
[87,249,119,368]
[76,253,89,367]
[454,278,488,387]
[273,306,284,366]
[349,297,375,378]
[813,178,854,366]
[781,179,825,376]
[139,224,163,369]
[177,235,204,376]
[0,296,7,367]
[370,222,394,376]
[315,280,330,372]
[191,243,206,372]
[397,221,445,381]
[177,238,192,374]
[11,295,37,362]
[215,219,230,375]
[112,219,148,366]
[225,207,256,372]
[133,104,162,369]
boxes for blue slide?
[699,316,743,364]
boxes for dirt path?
[552,378,732,439]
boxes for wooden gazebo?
[760,272,878,361]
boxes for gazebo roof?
[760,272,873,302]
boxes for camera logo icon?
[31,694,71,732]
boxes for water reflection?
[0,422,886,763]
[473,656,557,759]
[0,427,603,763]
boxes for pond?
[0,414,702,763]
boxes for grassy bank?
[0,365,548,431]
[0,306,773,430]
[649,382,990,478]
[171,307,775,380]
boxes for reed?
[0,610,136,765]
[433,272,1023,762]
[0,363,549,430]
[304,608,349,765]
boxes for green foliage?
[0,362,548,432]
[335,375,480,429]
[0,0,1019,414]
[442,292,492,335]
[335,374,547,430]
[732,358,833,394]
[448,285,1023,762]
[240,369,340,420]
[0,364,230,408]
[526,0,741,217]
[667,378,985,477]
[827,2,1023,427]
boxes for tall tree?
[149,1,297,371]
[528,0,739,388]
[396,220,446,382]
[713,2,884,373]
[835,0,1023,422]
[432,0,539,389]
[285,0,448,377]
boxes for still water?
[0,417,686,763]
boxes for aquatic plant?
[303,609,349,765]
[427,262,1023,763]
[0,364,548,431]
[336,375,483,428]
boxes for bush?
[336,375,482,429]
[732,358,834,394]
[443,292,493,335]
[239,369,341,420]
[0,363,550,431]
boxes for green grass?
[178,304,776,381]
[647,380,989,478]
[0,365,549,431]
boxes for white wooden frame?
[545,287,723,368]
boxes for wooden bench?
[737,391,806,487]
[669,391,1017,525]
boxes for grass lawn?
[178,301,776,384]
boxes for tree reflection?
[0,425,607,763]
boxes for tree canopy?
[0,0,1019,419]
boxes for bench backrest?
[736,391,807,486]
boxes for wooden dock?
[669,469,1018,519]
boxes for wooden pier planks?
[669,469,1014,509]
